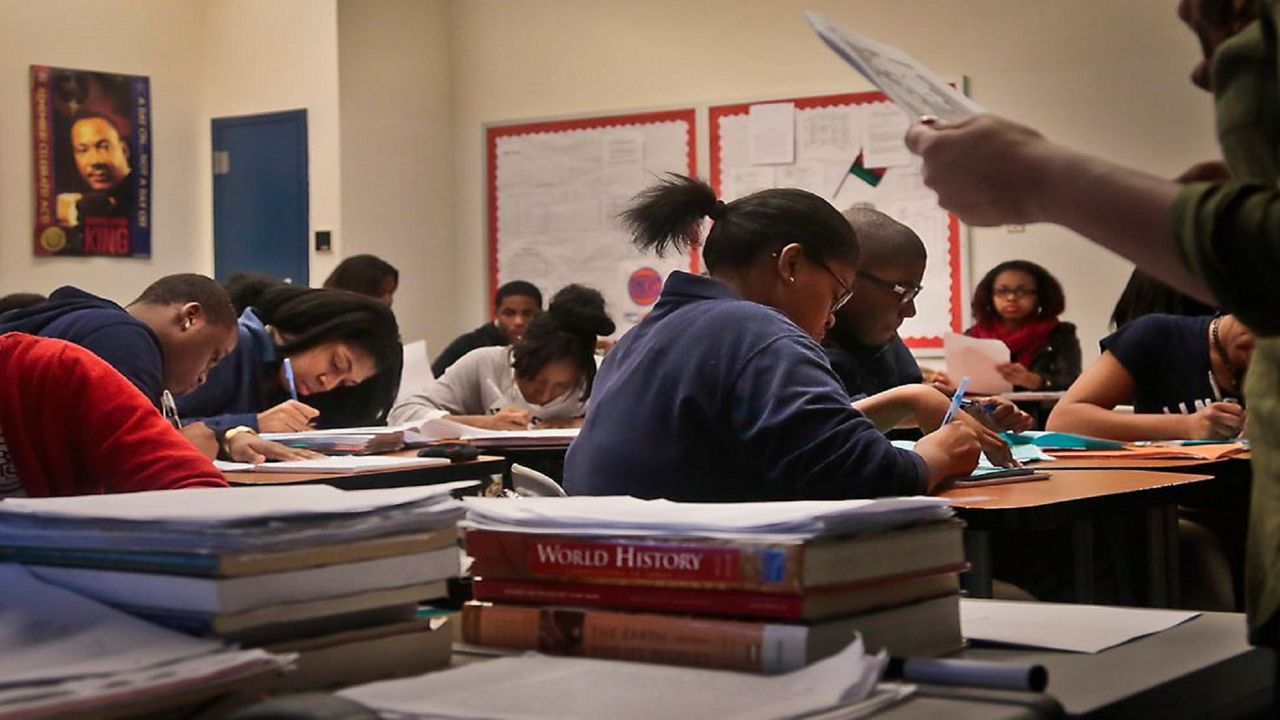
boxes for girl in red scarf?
[965,260,1081,391]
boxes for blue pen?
[940,376,970,425]
[283,357,299,401]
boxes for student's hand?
[996,362,1043,390]
[1174,160,1230,184]
[1185,402,1247,440]
[905,114,1057,227]
[489,407,533,430]
[226,434,326,464]
[178,422,219,459]
[956,411,1019,468]
[970,396,1035,432]
[257,400,320,433]
[915,422,983,493]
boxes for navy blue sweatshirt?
[176,308,276,432]
[0,286,164,407]
[563,272,927,501]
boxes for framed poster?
[31,65,152,258]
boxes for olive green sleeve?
[1174,180,1280,336]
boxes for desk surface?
[225,452,507,490]
[943,469,1213,510]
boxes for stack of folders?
[0,483,476,692]
[459,496,968,673]
[259,427,406,454]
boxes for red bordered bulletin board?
[485,109,698,333]
[709,91,963,349]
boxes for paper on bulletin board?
[491,114,696,336]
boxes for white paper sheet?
[960,599,1200,653]
[723,165,776,201]
[797,105,862,162]
[342,636,887,720]
[806,12,983,124]
[400,416,579,444]
[944,333,1013,394]
[216,455,450,474]
[861,104,913,169]
[748,102,796,165]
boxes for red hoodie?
[0,333,226,498]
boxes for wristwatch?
[218,425,258,459]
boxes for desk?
[942,469,1214,607]
[473,441,572,484]
[225,452,510,491]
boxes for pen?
[886,657,1048,692]
[1207,370,1239,405]
[940,376,970,425]
[283,357,299,401]
[161,389,181,429]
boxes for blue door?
[212,110,309,284]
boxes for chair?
[510,463,566,497]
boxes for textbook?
[0,527,458,577]
[462,594,962,673]
[267,616,454,692]
[471,568,963,622]
[29,546,460,614]
[465,520,964,592]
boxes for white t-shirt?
[388,346,587,426]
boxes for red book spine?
[471,578,806,620]
[465,530,803,592]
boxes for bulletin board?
[709,91,963,349]
[486,109,697,336]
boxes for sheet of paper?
[723,165,776,201]
[960,599,1200,653]
[461,495,952,539]
[216,456,450,474]
[342,636,886,720]
[806,12,983,124]
[748,102,796,165]
[861,104,913,169]
[944,333,1013,394]
[0,564,223,686]
[776,161,832,196]
[797,105,862,162]
[407,416,579,443]
[0,483,467,524]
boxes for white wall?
[0,0,206,304]
[449,0,1221,361]
[338,0,457,350]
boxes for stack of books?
[459,496,967,673]
[0,483,474,692]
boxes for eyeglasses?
[993,287,1037,299]
[813,257,855,313]
[857,271,924,305]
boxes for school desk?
[224,452,510,492]
[941,469,1215,607]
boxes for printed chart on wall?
[709,91,963,349]
[487,109,697,336]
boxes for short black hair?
[621,173,859,273]
[323,255,399,298]
[0,293,46,315]
[224,272,281,315]
[512,284,614,400]
[495,280,543,307]
[1111,269,1216,329]
[131,273,237,327]
[971,260,1066,324]
[254,285,400,374]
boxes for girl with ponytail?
[564,174,984,500]
[390,284,615,430]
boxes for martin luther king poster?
[31,65,151,257]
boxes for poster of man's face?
[31,65,151,257]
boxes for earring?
[181,320,191,330]
[788,277,796,284]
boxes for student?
[323,254,399,307]
[0,274,237,407]
[1111,268,1216,329]
[0,293,45,315]
[432,281,543,377]
[563,175,982,501]
[1047,313,1253,441]
[0,333,227,498]
[391,285,613,429]
[963,260,1081,392]
[177,285,400,433]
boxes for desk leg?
[1072,520,1095,604]
[1147,504,1180,608]
[962,529,993,598]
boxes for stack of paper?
[461,495,952,539]
[397,416,580,447]
[215,455,450,474]
[258,428,406,455]
[341,635,897,720]
[0,563,291,718]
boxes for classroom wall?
[337,0,457,351]
[448,0,1221,362]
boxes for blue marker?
[940,376,970,426]
[283,357,299,401]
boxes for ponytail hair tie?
[708,199,727,222]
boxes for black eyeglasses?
[813,257,855,313]
[857,271,923,305]
[993,287,1037,299]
